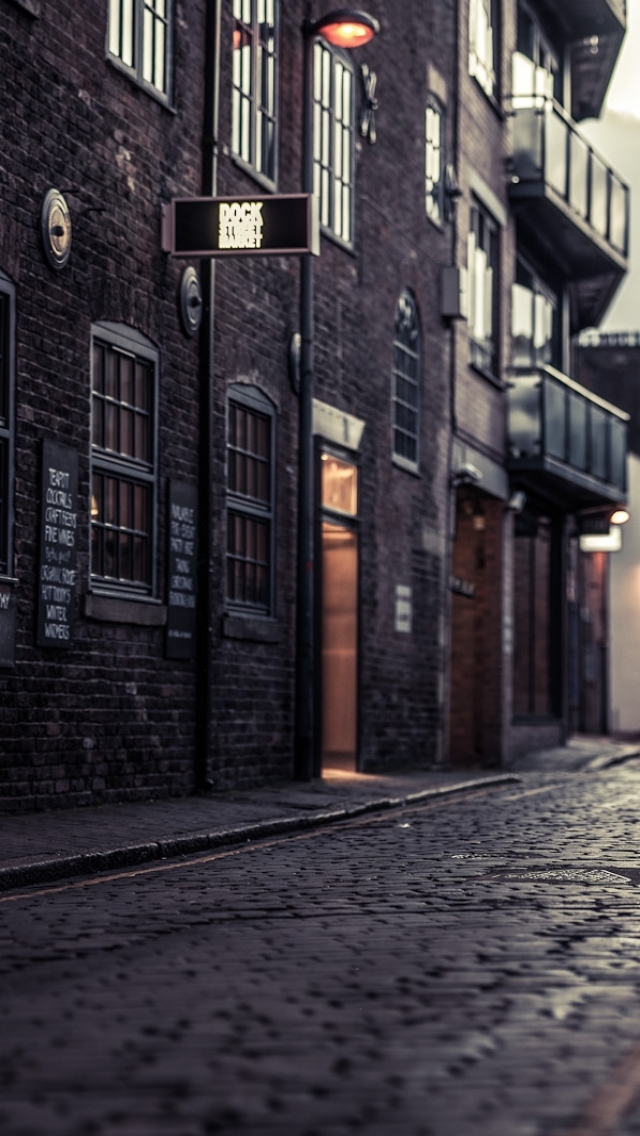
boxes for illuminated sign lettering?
[218,201,264,250]
[162,194,319,257]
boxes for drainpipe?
[440,0,461,769]
[195,0,221,792]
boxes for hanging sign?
[36,440,79,649]
[161,194,320,257]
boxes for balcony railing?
[509,98,629,260]
[508,364,628,503]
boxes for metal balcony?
[534,0,626,120]
[507,364,628,508]
[509,99,629,331]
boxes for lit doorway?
[317,450,359,773]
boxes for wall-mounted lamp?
[508,490,526,513]
[312,8,379,47]
[610,508,630,525]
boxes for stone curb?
[0,774,520,893]
[585,747,640,772]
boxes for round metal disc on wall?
[40,189,72,270]
[179,267,203,337]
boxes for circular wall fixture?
[179,267,203,337]
[40,189,72,270]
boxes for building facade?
[0,0,630,811]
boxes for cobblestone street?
[4,766,640,1135]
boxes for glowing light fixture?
[313,8,379,48]
[610,508,630,525]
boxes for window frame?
[231,0,280,189]
[90,322,159,600]
[425,94,445,228]
[391,290,422,473]
[468,0,499,101]
[468,198,500,379]
[0,272,15,582]
[107,0,173,105]
[512,255,561,370]
[226,384,276,617]
[313,38,356,249]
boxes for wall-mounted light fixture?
[610,508,630,525]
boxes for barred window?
[108,0,172,100]
[0,277,14,579]
[226,386,275,614]
[313,40,354,245]
[90,326,157,596]
[392,291,421,470]
[232,0,279,186]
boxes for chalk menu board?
[36,440,78,649]
[166,480,198,659]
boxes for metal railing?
[507,364,628,494]
[509,97,629,258]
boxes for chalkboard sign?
[36,440,78,649]
[166,480,198,659]
[0,588,16,668]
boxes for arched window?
[391,291,421,470]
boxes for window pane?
[92,395,104,448]
[106,403,118,451]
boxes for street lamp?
[295,7,380,781]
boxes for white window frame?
[231,0,280,188]
[468,200,499,377]
[469,0,498,100]
[107,0,172,103]
[425,95,445,227]
[313,40,355,247]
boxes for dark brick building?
[0,0,630,811]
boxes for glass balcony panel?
[591,155,609,238]
[610,176,627,252]
[568,391,588,469]
[590,406,608,480]
[512,106,543,179]
[610,417,627,491]
[544,378,566,461]
[545,108,568,198]
[508,376,541,458]
[569,132,589,219]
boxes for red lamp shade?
[314,9,379,48]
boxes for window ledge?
[469,358,506,390]
[105,55,176,113]
[230,155,277,194]
[7,0,40,16]
[223,614,283,643]
[392,455,421,478]
[84,593,167,626]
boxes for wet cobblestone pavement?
[3,762,640,1134]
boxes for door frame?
[313,439,362,777]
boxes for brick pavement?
[0,736,638,892]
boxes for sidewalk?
[0,735,638,892]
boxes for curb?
[585,747,640,772]
[0,774,520,893]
